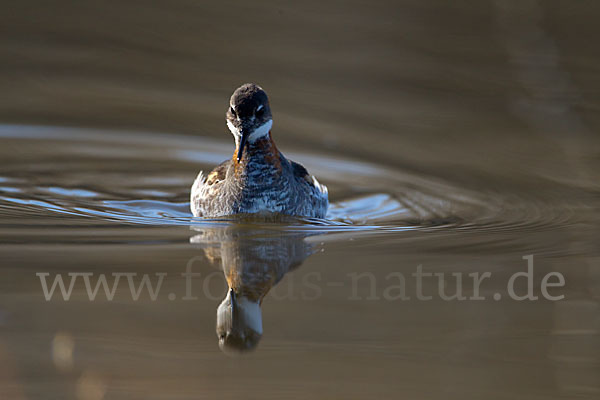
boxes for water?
[1,1,600,399]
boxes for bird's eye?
[229,106,236,116]
[256,106,264,117]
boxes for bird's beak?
[229,288,238,321]
[236,129,249,162]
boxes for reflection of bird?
[191,83,328,218]
[190,222,317,353]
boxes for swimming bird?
[191,83,328,218]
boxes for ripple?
[0,124,590,238]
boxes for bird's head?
[226,83,273,162]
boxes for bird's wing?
[291,160,328,196]
[190,159,231,217]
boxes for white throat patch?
[237,297,263,334]
[227,119,273,143]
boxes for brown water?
[1,1,599,399]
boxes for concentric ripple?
[0,124,591,237]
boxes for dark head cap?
[216,288,263,354]
[227,83,271,120]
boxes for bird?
[190,83,328,219]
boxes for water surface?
[1,1,599,399]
